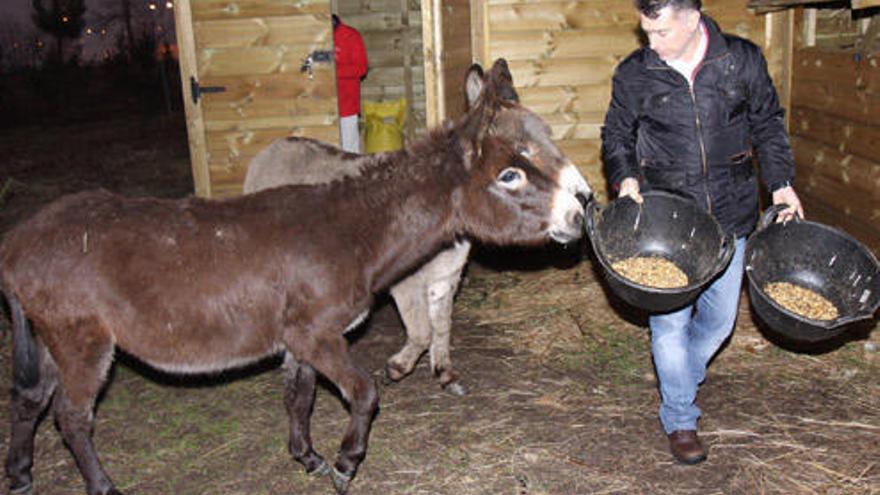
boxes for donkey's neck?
[338,127,468,292]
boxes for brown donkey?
[245,63,589,396]
[0,59,591,495]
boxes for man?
[601,0,803,465]
[333,14,368,153]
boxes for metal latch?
[300,50,333,79]
[190,77,226,104]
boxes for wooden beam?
[852,0,880,9]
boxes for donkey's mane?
[239,119,477,221]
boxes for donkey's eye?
[496,167,526,189]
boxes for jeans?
[649,237,746,434]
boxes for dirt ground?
[0,115,878,495]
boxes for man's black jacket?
[602,15,795,237]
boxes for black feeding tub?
[745,205,880,342]
[587,191,735,313]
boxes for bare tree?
[31,0,86,64]
[0,19,42,70]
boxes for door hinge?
[190,77,226,104]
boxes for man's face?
[640,6,701,62]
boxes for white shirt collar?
[667,21,708,86]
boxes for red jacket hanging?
[334,22,368,117]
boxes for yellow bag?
[363,98,407,153]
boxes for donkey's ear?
[465,63,485,110]
[486,58,519,104]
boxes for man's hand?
[771,186,804,223]
[619,177,643,204]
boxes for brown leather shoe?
[668,430,707,464]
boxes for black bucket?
[745,205,880,342]
[586,191,736,312]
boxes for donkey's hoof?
[330,467,352,494]
[383,363,407,384]
[443,380,467,396]
[307,459,333,477]
[10,483,33,495]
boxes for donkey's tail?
[8,293,40,389]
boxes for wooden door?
[422,0,472,126]
[174,0,338,198]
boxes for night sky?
[2,0,175,61]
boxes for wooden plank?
[800,192,880,256]
[796,167,880,225]
[336,0,408,14]
[195,71,336,102]
[191,0,329,20]
[792,136,880,198]
[197,48,335,78]
[339,11,422,31]
[440,0,472,121]
[174,0,211,197]
[194,16,330,48]
[852,0,880,9]
[421,0,440,126]
[471,0,490,66]
[487,2,637,32]
[507,58,617,87]
[791,49,879,126]
[791,106,880,163]
[401,0,414,140]
[517,84,611,115]
[765,10,794,128]
[490,28,639,61]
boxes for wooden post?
[803,8,817,47]
[421,0,443,127]
[172,0,211,197]
[471,0,489,67]
[402,0,414,141]
[766,10,794,130]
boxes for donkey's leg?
[306,335,378,494]
[281,352,328,475]
[386,271,432,382]
[5,346,58,495]
[50,329,121,495]
[426,241,471,395]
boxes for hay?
[456,261,643,358]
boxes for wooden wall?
[337,0,427,138]
[789,8,880,253]
[477,0,771,202]
[176,0,337,198]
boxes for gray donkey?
[244,63,590,395]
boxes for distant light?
[148,3,157,10]
[13,42,20,49]
[86,27,93,35]
[100,28,107,35]
[165,1,173,8]
[61,15,69,22]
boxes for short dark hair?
[635,0,702,18]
